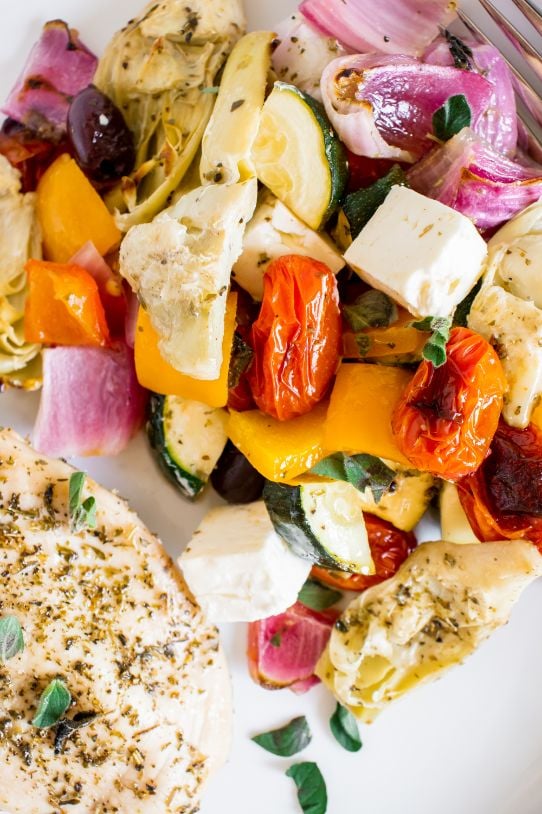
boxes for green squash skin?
[263,481,353,572]
[146,393,205,500]
[274,82,349,228]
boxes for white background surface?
[1,1,542,812]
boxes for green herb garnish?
[252,716,312,757]
[330,703,362,752]
[453,279,482,328]
[33,679,71,729]
[69,472,97,532]
[433,94,472,141]
[298,580,342,612]
[270,633,282,648]
[0,615,24,662]
[343,290,398,333]
[54,711,97,755]
[444,29,474,71]
[310,453,395,504]
[286,762,327,814]
[412,316,452,368]
[228,332,254,389]
[343,165,408,239]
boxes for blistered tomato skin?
[248,254,342,421]
[392,327,506,481]
[458,421,542,550]
[311,514,416,592]
[67,86,135,183]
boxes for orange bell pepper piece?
[228,401,329,482]
[325,363,412,465]
[37,154,121,263]
[24,259,110,347]
[342,307,428,359]
[135,292,237,408]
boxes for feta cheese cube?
[179,501,311,623]
[343,186,487,318]
[233,193,344,300]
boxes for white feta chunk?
[343,186,487,318]
[468,284,542,428]
[233,193,344,300]
[179,501,311,623]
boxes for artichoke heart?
[95,0,246,230]
[318,540,542,722]
[0,156,41,386]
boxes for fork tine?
[476,0,542,82]
[510,0,542,39]
[457,7,542,146]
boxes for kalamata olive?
[67,85,135,183]
[211,441,265,504]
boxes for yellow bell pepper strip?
[324,363,412,465]
[342,307,428,360]
[24,260,110,347]
[37,154,121,263]
[228,401,329,482]
[135,292,237,408]
[531,402,542,432]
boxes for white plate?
[1,2,542,812]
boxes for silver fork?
[456,0,542,154]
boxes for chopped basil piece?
[286,762,327,814]
[433,94,472,141]
[252,716,312,757]
[54,711,98,755]
[69,472,97,532]
[33,679,71,729]
[453,279,482,328]
[412,316,452,368]
[298,580,342,611]
[228,332,254,389]
[343,165,408,239]
[310,453,395,504]
[329,703,362,752]
[270,633,282,648]
[355,334,372,357]
[201,86,220,94]
[444,29,474,71]
[343,290,398,333]
[0,615,24,662]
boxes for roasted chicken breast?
[0,429,231,813]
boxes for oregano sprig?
[412,316,452,368]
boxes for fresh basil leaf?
[343,290,398,333]
[355,334,372,357]
[310,453,395,504]
[252,716,312,757]
[412,316,452,368]
[453,279,482,328]
[0,615,24,662]
[433,94,472,141]
[33,679,71,729]
[54,711,98,755]
[228,332,254,389]
[298,580,342,611]
[330,703,362,752]
[343,165,408,239]
[69,472,97,532]
[444,29,474,71]
[286,762,327,814]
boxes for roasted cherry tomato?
[391,327,506,481]
[248,254,341,421]
[457,420,542,551]
[311,513,417,592]
[0,118,64,192]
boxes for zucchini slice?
[147,394,228,500]
[263,480,374,573]
[252,82,348,230]
[200,31,275,185]
[356,463,436,532]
